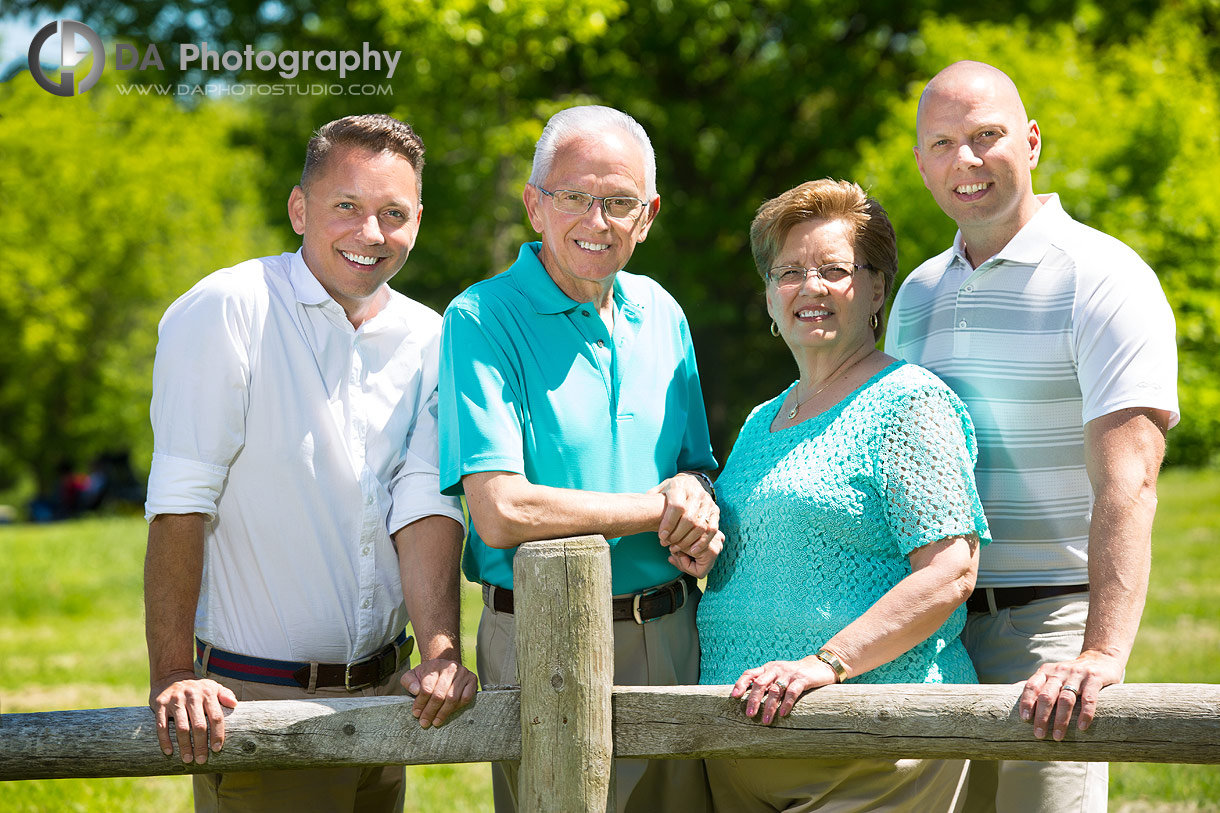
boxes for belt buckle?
[632,579,681,625]
[344,659,368,691]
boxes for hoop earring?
[870,312,879,331]
[770,321,780,337]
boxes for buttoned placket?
[570,298,644,423]
[328,304,383,658]
[952,259,991,358]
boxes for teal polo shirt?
[439,242,717,594]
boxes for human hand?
[402,659,478,729]
[1017,650,1124,740]
[649,473,719,555]
[668,530,723,578]
[149,673,238,763]
[730,657,837,725]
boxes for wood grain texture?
[0,690,520,780]
[611,683,1220,764]
[514,537,614,813]
[3,680,1217,781]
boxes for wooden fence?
[3,536,1218,810]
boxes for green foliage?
[854,11,1220,465]
[0,69,279,494]
[4,1,1218,469]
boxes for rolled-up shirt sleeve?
[144,275,254,522]
[387,372,466,535]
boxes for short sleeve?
[438,305,527,495]
[1075,262,1179,427]
[875,385,991,555]
[144,275,254,522]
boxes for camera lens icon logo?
[28,20,105,97]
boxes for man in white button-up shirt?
[143,114,475,812]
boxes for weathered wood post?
[514,536,614,813]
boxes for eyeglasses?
[766,262,872,288]
[534,185,647,220]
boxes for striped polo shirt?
[885,194,1178,587]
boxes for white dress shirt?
[146,249,464,662]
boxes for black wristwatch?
[681,470,716,502]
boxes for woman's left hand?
[730,657,838,725]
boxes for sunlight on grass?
[1,470,1217,811]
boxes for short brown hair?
[750,179,897,341]
[300,114,425,197]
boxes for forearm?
[144,513,206,684]
[396,515,466,662]
[463,471,666,549]
[1080,408,1167,668]
[824,536,977,680]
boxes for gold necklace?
[785,356,862,420]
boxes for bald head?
[917,61,1028,136]
[912,60,1042,265]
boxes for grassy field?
[2,468,1218,811]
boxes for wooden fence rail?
[3,538,1218,809]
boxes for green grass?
[2,469,1218,811]
[0,517,491,812]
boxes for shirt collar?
[508,242,592,315]
[951,193,1066,268]
[287,247,403,329]
[287,248,334,306]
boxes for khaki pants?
[192,661,411,813]
[961,593,1108,813]
[705,755,968,813]
[477,585,712,813]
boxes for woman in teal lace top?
[697,179,990,812]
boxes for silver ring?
[1061,684,1080,696]
[773,680,788,692]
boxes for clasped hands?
[650,473,723,578]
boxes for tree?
[0,69,279,495]
[853,11,1220,465]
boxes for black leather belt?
[196,629,414,691]
[965,584,1089,613]
[483,574,695,624]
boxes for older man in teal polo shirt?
[438,105,720,813]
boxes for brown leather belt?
[482,574,695,624]
[965,584,1089,613]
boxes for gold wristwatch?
[815,648,848,683]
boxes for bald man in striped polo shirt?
[886,61,1178,813]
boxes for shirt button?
[581,310,591,317]
[597,339,605,347]
[365,494,374,505]
[964,284,973,293]
[958,320,968,328]
[361,599,370,609]
[362,546,370,555]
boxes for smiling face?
[523,130,658,304]
[914,63,1041,260]
[288,145,421,326]
[766,218,884,356]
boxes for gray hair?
[528,105,658,201]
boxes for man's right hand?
[149,672,238,764]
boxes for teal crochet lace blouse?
[698,361,990,685]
